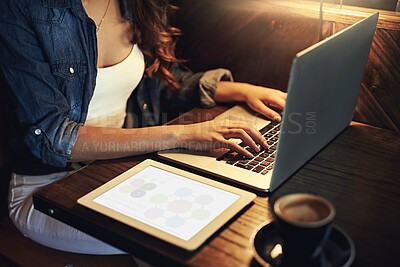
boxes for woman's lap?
[8,172,125,255]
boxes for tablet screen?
[93,165,240,241]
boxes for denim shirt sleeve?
[198,68,234,108]
[159,65,233,112]
[0,0,82,167]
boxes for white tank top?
[85,44,145,128]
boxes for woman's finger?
[226,140,254,158]
[223,128,260,152]
[278,90,288,100]
[231,122,269,149]
[265,96,286,111]
[213,136,253,157]
[249,100,282,121]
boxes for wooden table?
[33,106,400,267]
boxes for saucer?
[251,221,355,267]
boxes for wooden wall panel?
[172,0,400,131]
[307,0,398,11]
[334,23,400,131]
[172,0,324,90]
[340,0,398,11]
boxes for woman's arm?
[71,119,269,161]
[71,125,182,161]
[0,1,83,168]
[215,81,287,121]
[158,66,233,113]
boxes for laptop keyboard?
[217,121,281,175]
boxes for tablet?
[78,159,256,251]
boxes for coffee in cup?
[273,193,335,266]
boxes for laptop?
[158,13,379,193]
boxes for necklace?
[96,0,111,33]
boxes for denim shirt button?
[69,67,75,74]
[142,103,148,110]
[34,129,42,136]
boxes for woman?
[0,0,286,256]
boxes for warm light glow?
[270,244,283,259]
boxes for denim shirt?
[0,0,233,175]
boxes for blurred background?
[307,0,398,11]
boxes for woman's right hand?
[179,118,269,158]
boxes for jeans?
[8,171,125,255]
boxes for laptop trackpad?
[158,148,227,168]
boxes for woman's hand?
[243,85,287,121]
[180,118,269,158]
[215,81,287,121]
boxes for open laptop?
[158,13,379,193]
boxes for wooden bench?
[0,216,137,267]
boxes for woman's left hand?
[242,85,287,121]
[215,81,287,121]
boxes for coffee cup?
[273,193,335,266]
